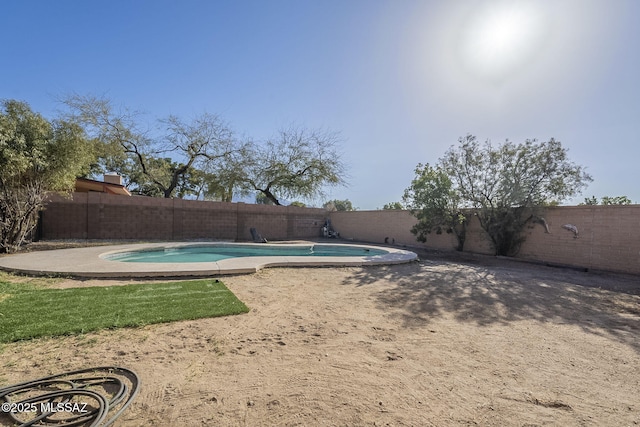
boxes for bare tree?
[63,94,245,198]
[241,126,348,205]
[158,114,246,198]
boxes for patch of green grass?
[0,279,249,343]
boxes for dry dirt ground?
[1,252,639,426]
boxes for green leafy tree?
[601,196,632,205]
[581,195,633,205]
[323,199,355,211]
[289,201,306,207]
[241,126,347,205]
[0,100,94,252]
[382,202,404,210]
[581,196,599,205]
[439,135,592,256]
[403,163,467,251]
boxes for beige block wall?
[41,193,327,241]
[518,205,640,273]
[42,193,90,239]
[330,206,640,275]
[40,194,640,275]
[328,210,459,249]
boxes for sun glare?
[457,1,548,82]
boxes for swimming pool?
[103,243,389,263]
[0,242,418,278]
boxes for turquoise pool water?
[104,244,388,263]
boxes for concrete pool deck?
[0,242,418,278]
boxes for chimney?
[103,173,123,186]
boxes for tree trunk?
[454,221,467,252]
[262,189,280,205]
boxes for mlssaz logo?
[40,402,89,413]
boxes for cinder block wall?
[518,205,640,274]
[40,194,640,274]
[328,210,457,249]
[41,192,326,241]
[330,206,640,275]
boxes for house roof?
[75,178,132,196]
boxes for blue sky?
[3,0,639,209]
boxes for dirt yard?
[1,254,639,426]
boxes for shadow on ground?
[342,252,640,353]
